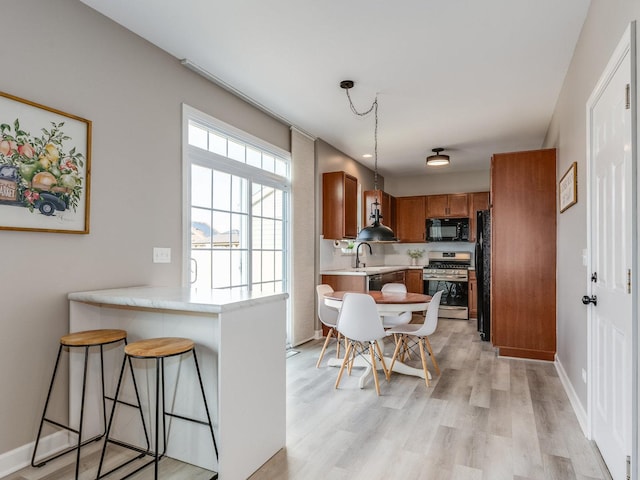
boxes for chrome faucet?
[355,242,372,269]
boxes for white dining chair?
[335,293,389,396]
[315,284,342,368]
[380,283,413,328]
[386,290,444,388]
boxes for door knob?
[582,295,597,306]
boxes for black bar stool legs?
[31,329,148,480]
[97,337,218,480]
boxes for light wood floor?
[249,317,611,480]
[3,318,610,480]
[2,442,216,480]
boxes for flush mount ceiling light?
[426,147,450,167]
[340,80,397,243]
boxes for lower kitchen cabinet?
[320,275,366,293]
[320,274,366,336]
[406,269,423,294]
[468,270,477,318]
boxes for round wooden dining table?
[323,290,433,388]
[323,290,431,313]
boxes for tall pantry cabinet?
[491,149,556,361]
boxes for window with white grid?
[184,108,290,292]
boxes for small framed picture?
[559,162,577,213]
[0,91,91,233]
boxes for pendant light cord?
[344,89,379,190]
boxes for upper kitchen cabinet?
[363,190,396,232]
[323,171,358,239]
[426,194,469,218]
[467,192,490,242]
[395,196,426,242]
[491,149,556,361]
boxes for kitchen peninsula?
[67,286,287,480]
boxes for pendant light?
[426,147,450,166]
[340,80,397,243]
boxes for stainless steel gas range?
[423,251,471,319]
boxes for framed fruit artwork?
[0,91,91,233]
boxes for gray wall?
[543,0,640,412]
[385,170,490,197]
[0,0,290,455]
[316,138,382,191]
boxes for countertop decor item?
[341,240,356,254]
[407,248,425,265]
[0,91,91,233]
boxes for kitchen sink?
[352,266,386,273]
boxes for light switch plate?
[153,247,171,264]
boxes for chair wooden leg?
[418,338,430,388]
[389,335,404,372]
[369,343,381,396]
[424,336,440,376]
[348,342,359,376]
[374,340,390,381]
[403,337,412,360]
[316,329,334,368]
[335,331,342,358]
[335,342,353,389]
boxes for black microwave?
[426,217,469,242]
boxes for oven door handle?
[423,275,468,281]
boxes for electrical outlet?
[153,247,171,264]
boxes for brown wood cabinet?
[320,275,367,292]
[406,269,423,294]
[468,192,490,242]
[319,274,367,335]
[363,190,396,232]
[394,196,426,242]
[322,171,358,239]
[468,270,477,318]
[491,149,556,361]
[426,193,469,218]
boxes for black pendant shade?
[340,79,398,242]
[356,200,398,242]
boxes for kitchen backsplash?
[319,237,386,270]
[319,237,475,271]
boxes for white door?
[587,25,634,480]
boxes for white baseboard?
[0,431,71,478]
[314,329,322,340]
[555,358,589,437]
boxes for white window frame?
[181,104,291,291]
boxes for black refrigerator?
[475,210,491,341]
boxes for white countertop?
[68,286,289,314]
[319,265,424,276]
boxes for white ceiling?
[80,0,591,177]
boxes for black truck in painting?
[0,165,67,216]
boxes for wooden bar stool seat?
[60,329,127,346]
[125,337,195,358]
[31,329,148,480]
[97,337,218,480]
